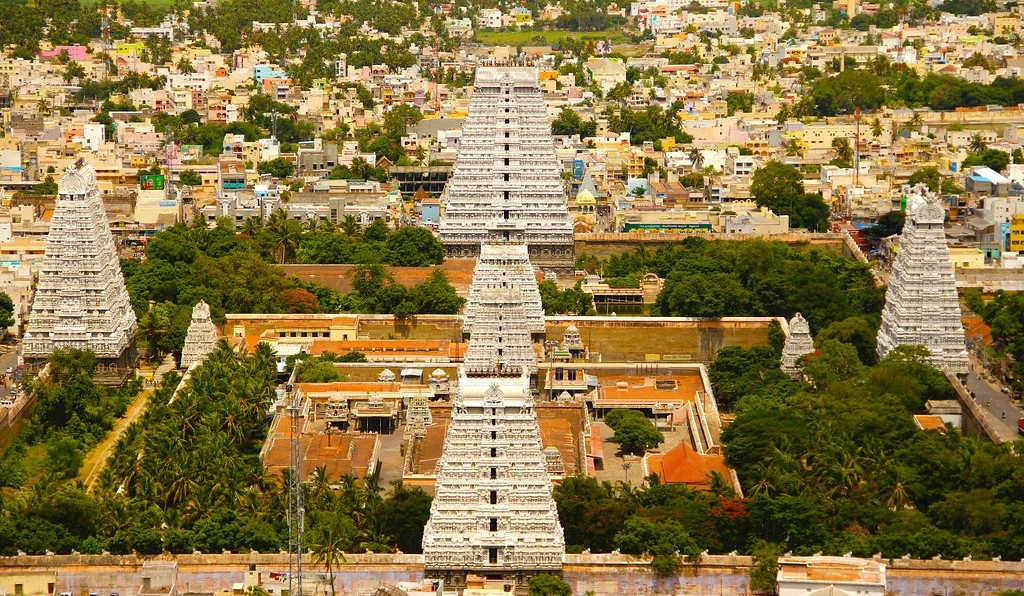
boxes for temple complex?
[180,300,218,369]
[438,67,574,273]
[422,243,565,587]
[22,159,138,380]
[876,185,968,374]
[780,313,814,380]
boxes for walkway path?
[80,355,177,490]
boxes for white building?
[777,556,886,596]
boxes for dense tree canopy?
[581,238,881,330]
[749,161,830,231]
[551,107,597,138]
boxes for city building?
[777,556,886,596]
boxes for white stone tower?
[23,158,138,375]
[780,313,814,380]
[876,186,968,374]
[180,300,218,369]
[439,67,574,273]
[423,245,564,587]
[463,244,546,342]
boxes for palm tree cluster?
[100,341,278,518]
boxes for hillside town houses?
[2,0,1024,336]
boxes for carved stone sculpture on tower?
[180,300,218,369]
[780,313,814,380]
[439,67,574,273]
[23,159,138,372]
[876,185,968,374]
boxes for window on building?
[490,490,497,504]
[489,518,498,531]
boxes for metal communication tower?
[286,383,304,596]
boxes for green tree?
[726,91,755,116]
[178,170,203,186]
[384,226,444,266]
[0,291,14,329]
[749,540,783,594]
[528,575,572,596]
[815,316,878,365]
[46,434,84,479]
[552,107,597,138]
[802,339,866,388]
[962,149,1010,173]
[257,158,295,178]
[611,416,664,455]
[307,510,358,596]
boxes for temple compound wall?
[352,315,775,363]
[4,553,1024,596]
[573,232,849,260]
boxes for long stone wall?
[6,553,1024,596]
[573,233,847,260]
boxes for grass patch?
[21,444,49,476]
[474,29,630,47]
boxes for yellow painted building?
[1010,213,1024,254]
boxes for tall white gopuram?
[439,67,574,273]
[180,300,218,369]
[876,185,968,374]
[423,244,564,587]
[463,244,546,341]
[23,159,138,374]
[780,313,814,380]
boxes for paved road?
[963,359,1021,441]
[0,345,21,403]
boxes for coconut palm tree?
[340,214,362,238]
[831,137,854,167]
[785,138,803,157]
[908,112,923,132]
[870,117,883,139]
[688,146,704,171]
[968,132,987,154]
[308,511,357,596]
[240,217,264,239]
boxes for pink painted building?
[37,45,88,61]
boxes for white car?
[0,400,11,407]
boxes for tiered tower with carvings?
[423,244,564,587]
[23,159,138,377]
[180,300,218,369]
[463,244,546,342]
[439,67,574,273]
[876,186,968,374]
[780,313,814,380]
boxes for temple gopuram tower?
[180,300,218,369]
[876,185,968,374]
[780,313,814,380]
[422,244,565,588]
[463,244,546,343]
[23,159,138,380]
[439,67,575,274]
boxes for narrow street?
[963,355,1021,442]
